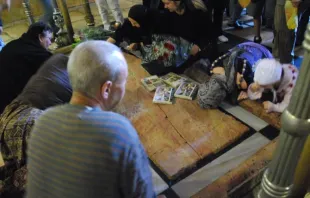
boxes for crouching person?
[0,54,72,197]
[26,41,158,198]
[247,58,299,113]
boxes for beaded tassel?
[210,53,248,88]
[210,52,230,74]
[239,59,247,83]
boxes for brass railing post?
[258,24,310,198]
[51,0,71,48]
[56,0,74,44]
[82,0,95,26]
[22,0,35,25]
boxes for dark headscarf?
[198,42,273,109]
[128,5,149,27]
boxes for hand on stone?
[190,44,200,55]
[238,91,248,101]
[263,101,273,113]
[250,82,261,93]
[126,43,138,51]
[212,67,225,75]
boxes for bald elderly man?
[26,41,158,198]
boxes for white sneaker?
[103,24,111,31]
[218,35,229,43]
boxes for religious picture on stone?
[174,81,199,100]
[160,72,187,88]
[141,75,166,91]
[153,85,174,104]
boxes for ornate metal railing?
[22,0,95,48]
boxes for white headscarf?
[254,59,283,86]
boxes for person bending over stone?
[0,54,72,197]
[160,0,216,57]
[26,41,157,198]
[198,42,273,109]
[247,58,298,113]
[0,22,53,113]
[107,4,163,50]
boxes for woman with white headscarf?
[248,59,299,113]
[197,42,273,109]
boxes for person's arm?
[265,89,292,113]
[107,37,116,44]
[247,83,264,100]
[121,141,156,198]
[108,19,138,45]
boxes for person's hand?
[263,101,273,113]
[238,91,248,101]
[106,37,116,44]
[114,22,121,30]
[190,44,200,55]
[212,67,225,75]
[126,43,138,51]
[0,26,3,35]
[250,82,261,93]
[291,0,302,7]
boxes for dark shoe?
[254,36,262,44]
[295,41,302,47]
[227,21,243,29]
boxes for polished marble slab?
[172,133,270,198]
[151,167,169,195]
[220,102,269,132]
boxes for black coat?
[0,34,52,113]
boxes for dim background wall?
[1,0,95,25]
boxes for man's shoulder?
[95,111,134,129]
[35,105,67,120]
[91,111,139,141]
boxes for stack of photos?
[174,81,199,100]
[160,72,187,88]
[141,75,165,91]
[152,85,174,104]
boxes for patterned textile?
[141,34,194,68]
[198,74,228,109]
[0,100,43,195]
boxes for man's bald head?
[68,41,128,100]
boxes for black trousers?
[207,0,229,37]
[296,8,310,46]
[143,0,164,10]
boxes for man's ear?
[101,81,112,100]
[38,34,44,43]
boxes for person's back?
[0,22,52,113]
[27,105,151,197]
[17,54,72,110]
[26,41,155,198]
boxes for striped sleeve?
[120,123,156,198]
